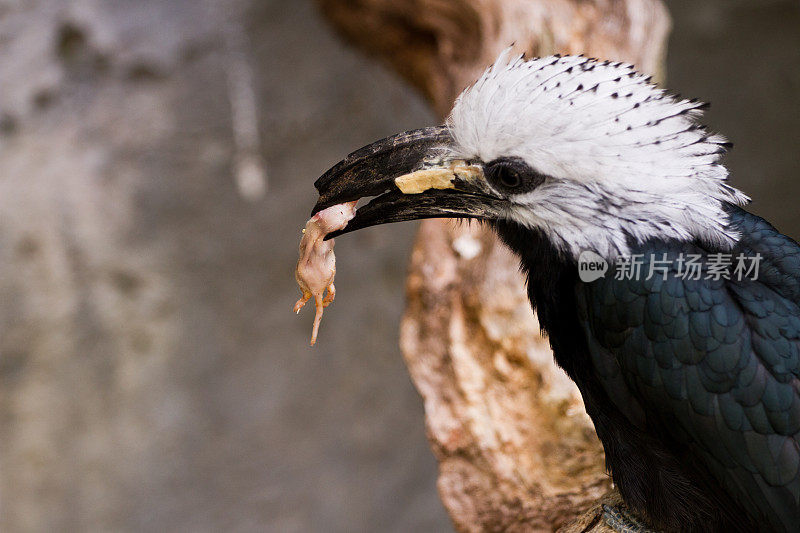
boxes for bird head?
[313,50,749,259]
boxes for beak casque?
[311,126,503,239]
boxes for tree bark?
[316,1,671,530]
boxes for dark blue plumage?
[494,206,800,532]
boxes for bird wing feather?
[577,207,800,531]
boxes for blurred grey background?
[0,0,796,531]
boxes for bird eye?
[497,166,521,188]
[484,157,544,195]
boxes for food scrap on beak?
[394,164,482,194]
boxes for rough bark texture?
[316,1,671,530]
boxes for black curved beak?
[311,126,503,239]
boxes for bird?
[309,51,800,532]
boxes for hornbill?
[309,52,800,532]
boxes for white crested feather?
[445,50,749,259]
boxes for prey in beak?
[295,126,506,345]
[311,126,505,239]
